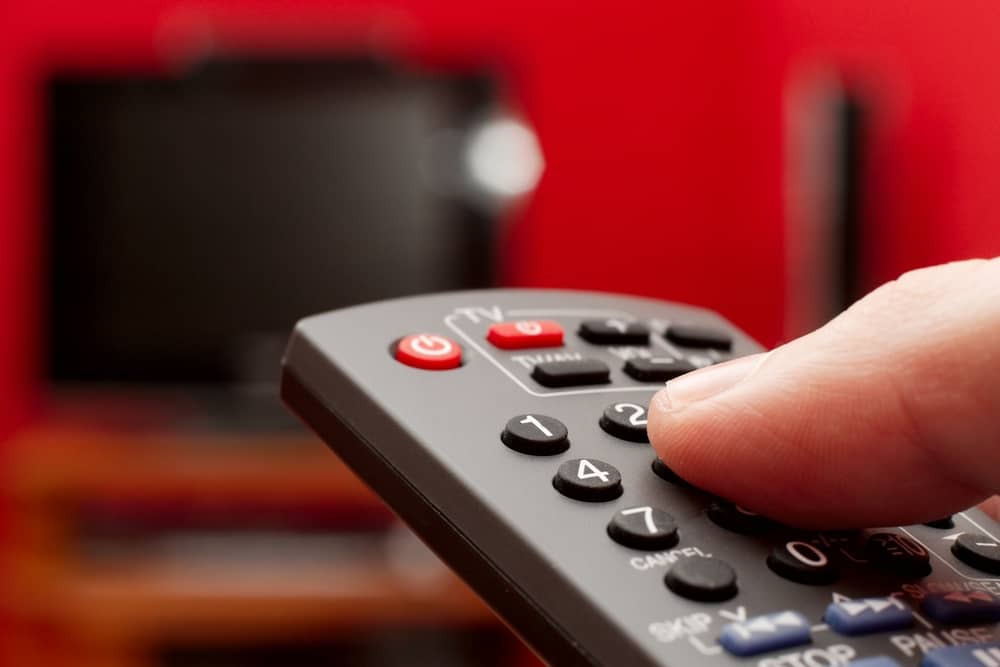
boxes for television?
[46,56,499,400]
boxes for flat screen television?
[46,57,497,395]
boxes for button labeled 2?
[487,320,563,349]
[599,402,649,442]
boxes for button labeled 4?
[553,458,622,502]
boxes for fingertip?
[647,386,681,462]
[647,354,768,462]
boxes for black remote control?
[281,289,1000,667]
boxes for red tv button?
[395,334,463,370]
[487,320,564,350]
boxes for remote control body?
[281,289,1000,667]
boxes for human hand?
[647,258,1000,528]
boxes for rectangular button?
[719,611,811,657]
[624,357,695,382]
[578,319,649,345]
[487,320,564,349]
[825,597,913,636]
[922,642,1000,667]
[665,323,732,351]
[845,659,901,667]
[531,359,610,388]
[922,591,1000,625]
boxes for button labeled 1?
[501,414,569,456]
[395,334,463,370]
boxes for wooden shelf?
[8,426,379,505]
[11,562,494,644]
[3,418,524,667]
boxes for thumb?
[647,258,1000,529]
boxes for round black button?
[607,506,678,550]
[553,458,623,502]
[767,541,839,585]
[924,516,955,529]
[865,532,932,578]
[651,458,694,488]
[664,556,738,602]
[952,533,1000,574]
[599,401,650,442]
[502,414,569,456]
[708,502,774,534]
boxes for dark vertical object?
[834,95,867,311]
[784,78,870,338]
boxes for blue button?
[847,658,902,667]
[719,610,811,657]
[921,642,1000,666]
[825,596,914,635]
[923,591,1000,625]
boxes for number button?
[767,540,839,585]
[553,458,623,502]
[607,506,678,550]
[599,402,650,442]
[651,457,695,489]
[707,501,775,534]
[501,414,569,456]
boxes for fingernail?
[658,352,767,411]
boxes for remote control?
[281,289,1000,667]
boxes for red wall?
[2,1,999,433]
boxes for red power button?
[395,334,463,370]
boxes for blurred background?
[1,1,999,665]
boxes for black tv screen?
[46,58,495,386]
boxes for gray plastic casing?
[281,289,1000,667]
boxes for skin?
[647,257,1000,529]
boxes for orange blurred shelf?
[11,561,494,644]
[2,418,523,667]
